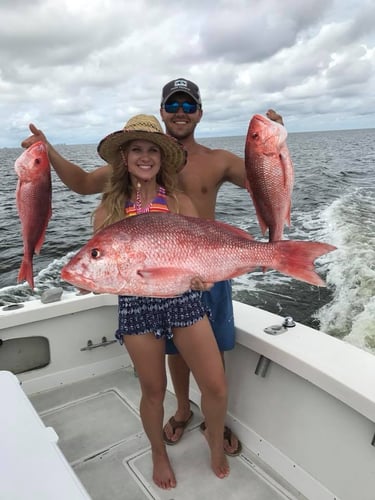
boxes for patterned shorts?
[165,280,235,354]
[115,290,209,344]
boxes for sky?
[0,0,374,147]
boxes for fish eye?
[91,248,100,258]
[252,132,259,139]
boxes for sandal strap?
[168,410,193,432]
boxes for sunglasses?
[163,101,199,114]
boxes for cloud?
[0,0,374,147]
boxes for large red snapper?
[61,212,335,297]
[15,141,51,289]
[245,114,294,242]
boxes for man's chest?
[179,164,222,196]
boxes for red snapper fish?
[15,141,52,289]
[245,114,294,242]
[61,212,335,297]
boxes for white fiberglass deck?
[28,367,301,500]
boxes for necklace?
[135,182,156,214]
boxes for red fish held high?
[61,212,335,297]
[245,114,294,242]
[15,141,52,289]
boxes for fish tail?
[18,257,34,289]
[273,240,336,286]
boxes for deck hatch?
[40,390,142,464]
[0,336,50,374]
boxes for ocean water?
[1,129,374,353]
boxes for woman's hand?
[190,276,213,291]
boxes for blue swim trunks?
[165,280,235,354]
[115,290,209,345]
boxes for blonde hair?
[94,141,179,230]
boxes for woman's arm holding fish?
[21,123,109,195]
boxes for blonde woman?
[94,115,229,489]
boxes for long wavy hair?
[94,141,179,230]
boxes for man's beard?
[165,123,194,141]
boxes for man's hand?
[190,276,213,292]
[266,109,284,126]
[21,123,47,149]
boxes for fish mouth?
[61,267,95,291]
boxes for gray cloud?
[0,0,374,147]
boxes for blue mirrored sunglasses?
[163,101,199,114]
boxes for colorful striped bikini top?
[125,186,169,217]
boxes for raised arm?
[21,123,110,195]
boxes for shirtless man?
[21,77,282,456]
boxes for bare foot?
[152,450,176,489]
[200,421,242,457]
[210,445,230,478]
[200,423,230,479]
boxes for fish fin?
[254,210,269,236]
[137,267,189,280]
[245,179,269,236]
[17,258,34,289]
[279,146,294,192]
[213,218,254,240]
[286,204,291,227]
[34,206,52,254]
[269,226,284,242]
[273,241,336,286]
[34,233,47,255]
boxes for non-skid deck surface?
[30,368,298,500]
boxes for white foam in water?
[0,252,77,305]
[315,188,375,352]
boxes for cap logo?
[173,79,188,89]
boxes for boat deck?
[29,367,303,500]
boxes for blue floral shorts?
[115,290,209,344]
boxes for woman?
[94,114,229,489]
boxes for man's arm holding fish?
[21,123,109,195]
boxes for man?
[21,78,282,456]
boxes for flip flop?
[199,421,243,457]
[163,410,194,445]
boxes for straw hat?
[97,114,186,172]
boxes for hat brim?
[97,130,186,173]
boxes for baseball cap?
[161,78,202,106]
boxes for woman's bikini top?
[125,186,169,217]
